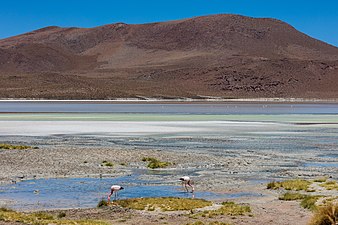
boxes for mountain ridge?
[0,14,337,99]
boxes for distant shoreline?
[0,97,338,104]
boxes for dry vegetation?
[267,179,312,191]
[142,157,171,169]
[279,192,321,210]
[0,143,35,150]
[320,181,338,191]
[190,202,251,219]
[115,197,212,211]
[309,203,338,225]
[0,207,109,225]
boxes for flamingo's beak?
[120,187,124,190]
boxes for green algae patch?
[267,179,312,191]
[192,202,251,219]
[116,197,212,211]
[142,157,171,169]
[0,143,35,150]
[0,207,109,225]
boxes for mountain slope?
[0,14,337,99]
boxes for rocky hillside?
[0,14,337,99]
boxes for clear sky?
[1,0,337,47]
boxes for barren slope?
[0,14,337,99]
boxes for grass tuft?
[279,192,304,201]
[313,177,328,183]
[0,208,109,225]
[97,199,108,208]
[319,180,338,191]
[278,192,320,210]
[186,222,231,225]
[116,197,212,211]
[0,143,34,150]
[193,202,251,219]
[101,161,114,167]
[57,212,66,218]
[309,203,338,225]
[142,157,171,169]
[300,196,321,211]
[267,179,311,191]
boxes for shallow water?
[0,102,337,210]
[1,102,338,114]
[0,176,261,210]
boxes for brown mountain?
[0,14,338,99]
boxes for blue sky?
[1,0,337,47]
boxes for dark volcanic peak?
[0,14,337,99]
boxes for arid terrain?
[0,14,338,99]
[0,146,315,225]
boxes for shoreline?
[0,97,338,104]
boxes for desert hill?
[0,14,337,99]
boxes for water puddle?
[317,154,338,159]
[304,162,338,168]
[0,175,261,210]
